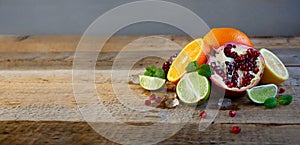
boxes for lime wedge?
[246,84,278,104]
[176,72,210,104]
[139,75,166,91]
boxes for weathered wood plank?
[0,121,299,144]
[0,67,299,124]
[0,35,299,52]
[0,48,299,70]
[0,35,299,144]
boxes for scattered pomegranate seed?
[149,94,156,100]
[200,111,207,118]
[155,97,163,103]
[231,126,241,134]
[145,100,151,106]
[279,88,285,94]
[229,110,236,117]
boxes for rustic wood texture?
[0,35,300,144]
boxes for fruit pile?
[138,27,292,114]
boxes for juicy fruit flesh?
[261,49,288,78]
[176,72,210,104]
[247,84,278,104]
[167,38,206,82]
[209,43,264,90]
[139,75,166,91]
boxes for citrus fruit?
[176,72,210,104]
[203,28,254,49]
[246,84,278,104]
[167,38,209,83]
[139,75,165,91]
[259,48,289,84]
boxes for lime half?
[246,84,278,104]
[139,75,166,91]
[176,72,210,104]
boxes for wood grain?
[0,35,300,144]
[0,121,300,145]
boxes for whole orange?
[203,28,254,49]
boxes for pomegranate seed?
[231,126,241,134]
[246,67,252,71]
[200,111,207,118]
[155,97,163,103]
[232,45,236,48]
[227,83,233,88]
[224,47,231,54]
[145,100,151,106]
[227,44,232,49]
[229,110,236,117]
[149,94,156,100]
[279,88,285,94]
[211,62,216,68]
[253,68,259,74]
[220,73,225,78]
[217,70,223,75]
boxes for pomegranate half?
[207,43,265,97]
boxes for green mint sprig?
[264,94,293,109]
[185,61,213,77]
[144,65,165,79]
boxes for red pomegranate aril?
[279,88,285,94]
[220,73,225,78]
[229,110,237,117]
[200,111,207,118]
[231,52,238,58]
[145,100,152,106]
[253,68,259,74]
[228,83,234,88]
[211,62,217,68]
[155,97,163,103]
[162,54,177,76]
[149,94,156,100]
[217,70,223,75]
[227,44,233,49]
[225,80,231,85]
[231,126,241,134]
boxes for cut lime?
[246,84,278,104]
[139,75,166,91]
[176,72,210,104]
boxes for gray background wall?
[0,0,300,36]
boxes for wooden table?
[0,35,299,144]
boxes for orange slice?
[167,38,208,83]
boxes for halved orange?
[167,38,209,83]
[203,28,254,49]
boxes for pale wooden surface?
[0,35,300,144]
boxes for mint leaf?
[144,71,152,76]
[185,61,199,72]
[197,64,213,77]
[146,65,156,73]
[277,95,292,105]
[264,97,277,109]
[144,65,165,79]
[153,68,165,79]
